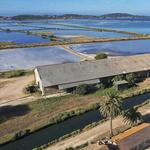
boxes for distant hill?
[11,14,98,20]
[100,13,134,18]
[1,13,150,20]
[11,15,54,20]
[99,13,150,19]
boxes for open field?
[0,74,34,104]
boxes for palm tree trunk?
[110,116,113,137]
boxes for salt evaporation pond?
[0,25,40,31]
[2,19,150,34]
[0,32,49,44]
[46,19,150,34]
[0,46,80,71]
[70,40,150,55]
[25,23,80,30]
[34,29,131,38]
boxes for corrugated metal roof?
[36,54,150,88]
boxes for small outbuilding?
[114,80,128,91]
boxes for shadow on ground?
[0,105,30,123]
[143,113,150,123]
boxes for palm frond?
[123,107,143,126]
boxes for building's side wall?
[34,69,45,95]
[58,78,100,90]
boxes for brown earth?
[0,75,34,104]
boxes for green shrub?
[65,147,74,150]
[75,142,88,149]
[0,70,33,78]
[95,53,107,60]
[75,84,89,95]
[24,84,37,94]
[49,35,57,41]
[6,29,11,32]
[13,129,31,140]
[112,75,125,83]
[96,83,105,90]
[26,31,32,35]
[126,73,137,87]
[0,70,25,78]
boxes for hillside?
[100,13,135,18]
[1,13,150,20]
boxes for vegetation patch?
[75,84,89,95]
[95,53,108,60]
[0,69,33,78]
[0,82,150,146]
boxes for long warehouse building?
[34,54,150,95]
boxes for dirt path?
[0,92,69,107]
[46,104,150,150]
[0,75,34,104]
[60,45,95,60]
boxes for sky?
[0,0,150,16]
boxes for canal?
[0,92,150,150]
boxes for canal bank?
[0,92,150,150]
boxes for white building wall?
[34,69,45,95]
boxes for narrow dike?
[0,92,150,150]
[59,45,95,60]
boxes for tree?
[99,88,143,137]
[112,75,125,84]
[126,73,137,87]
[99,88,122,136]
[123,107,143,126]
[75,84,89,95]
[95,53,107,60]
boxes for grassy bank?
[0,84,150,146]
[0,42,16,46]
[33,99,150,150]
[0,69,33,78]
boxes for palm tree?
[99,88,122,136]
[99,88,143,137]
[123,107,143,126]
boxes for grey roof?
[36,54,150,88]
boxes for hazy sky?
[0,0,150,16]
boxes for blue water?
[70,40,150,55]
[46,19,150,34]
[0,32,49,44]
[0,25,40,31]
[2,19,150,34]
[0,46,80,71]
[25,23,79,30]
[33,29,131,38]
